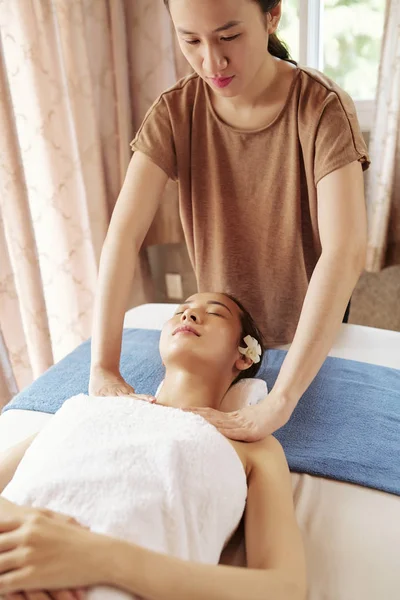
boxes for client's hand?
[0,499,88,599]
[0,498,84,530]
[5,588,85,599]
[0,504,104,595]
[89,365,156,402]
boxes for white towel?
[2,395,248,599]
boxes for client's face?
[159,292,243,375]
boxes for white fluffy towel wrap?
[3,395,248,599]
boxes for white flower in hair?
[238,335,262,364]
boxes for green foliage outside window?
[278,0,386,100]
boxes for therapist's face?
[168,0,272,99]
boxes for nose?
[202,44,228,75]
[181,308,200,324]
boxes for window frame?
[298,0,375,131]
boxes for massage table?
[1,303,399,600]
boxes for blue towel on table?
[3,328,400,496]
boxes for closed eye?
[221,34,241,42]
[174,310,225,317]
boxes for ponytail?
[256,0,296,64]
[268,32,296,64]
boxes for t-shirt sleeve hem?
[315,151,370,186]
[130,140,178,182]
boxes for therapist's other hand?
[184,390,293,441]
[89,366,156,402]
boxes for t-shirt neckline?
[203,66,301,135]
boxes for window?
[279,0,386,130]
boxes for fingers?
[0,547,24,575]
[89,380,156,401]
[0,519,20,535]
[49,590,85,600]
[0,528,21,554]
[217,424,262,442]
[133,394,157,403]
[110,390,156,402]
[90,384,136,397]
[99,387,133,397]
[4,590,85,600]
[217,427,249,441]
[36,510,77,527]
[113,387,135,397]
[37,508,65,521]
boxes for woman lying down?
[0,292,306,600]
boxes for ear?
[234,353,254,373]
[266,3,282,35]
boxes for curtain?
[0,0,178,407]
[125,0,186,247]
[365,0,400,272]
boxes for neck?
[156,368,231,410]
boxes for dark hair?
[257,0,295,63]
[163,0,296,65]
[222,293,266,384]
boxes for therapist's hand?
[89,365,156,402]
[184,390,294,442]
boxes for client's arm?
[0,437,306,599]
[0,436,89,600]
[0,434,38,494]
[103,436,307,600]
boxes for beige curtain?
[0,0,178,407]
[365,0,400,272]
[126,0,186,246]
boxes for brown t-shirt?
[131,66,370,347]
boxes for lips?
[173,325,200,337]
[211,76,234,89]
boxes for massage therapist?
[89,0,369,441]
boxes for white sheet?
[1,303,400,600]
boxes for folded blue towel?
[3,328,400,496]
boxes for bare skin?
[0,293,306,599]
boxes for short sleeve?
[130,95,178,182]
[314,92,370,185]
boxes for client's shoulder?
[249,434,284,456]
[244,435,288,478]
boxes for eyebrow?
[177,20,243,36]
[182,300,233,315]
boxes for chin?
[164,344,199,362]
[215,88,240,98]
